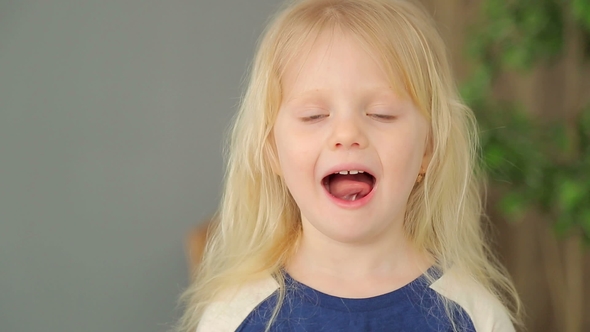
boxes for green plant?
[462,0,590,244]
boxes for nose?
[328,114,368,150]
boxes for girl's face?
[273,30,430,244]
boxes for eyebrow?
[283,86,402,106]
[282,90,326,105]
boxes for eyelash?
[300,113,396,122]
[301,114,328,122]
[368,114,396,121]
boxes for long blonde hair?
[176,0,522,330]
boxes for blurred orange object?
[185,221,211,277]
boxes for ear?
[421,130,433,172]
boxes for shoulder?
[429,267,515,332]
[196,275,279,332]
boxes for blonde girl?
[177,0,522,331]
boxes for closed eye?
[301,114,329,122]
[368,114,396,121]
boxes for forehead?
[280,29,403,103]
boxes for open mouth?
[322,170,376,202]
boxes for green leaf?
[498,191,529,222]
[581,210,590,233]
[553,214,574,238]
[484,144,506,172]
[572,0,590,31]
[502,46,533,69]
[462,0,589,247]
[581,210,590,246]
[558,179,585,212]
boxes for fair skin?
[272,29,432,298]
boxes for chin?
[315,220,390,245]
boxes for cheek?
[276,145,315,198]
[379,131,425,174]
[274,125,316,169]
[277,144,313,171]
[275,126,307,172]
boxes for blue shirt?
[236,270,476,331]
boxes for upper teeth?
[335,170,364,175]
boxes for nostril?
[329,124,368,149]
[333,141,361,148]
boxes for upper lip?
[321,163,377,180]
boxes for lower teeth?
[343,194,359,201]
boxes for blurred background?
[0,0,588,331]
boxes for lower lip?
[324,184,376,209]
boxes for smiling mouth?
[322,171,376,201]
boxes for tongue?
[328,173,373,201]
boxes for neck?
[285,217,432,298]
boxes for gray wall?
[0,1,280,331]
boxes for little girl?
[177,0,522,331]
